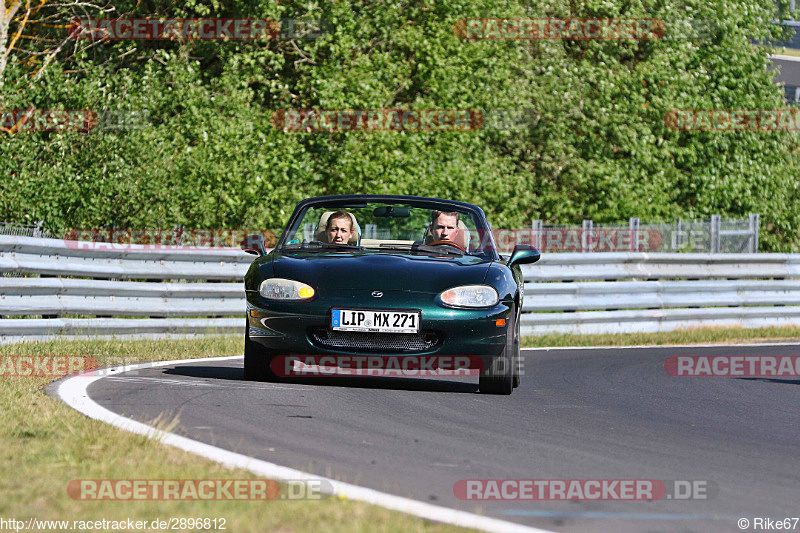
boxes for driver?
[326,210,354,244]
[430,210,461,243]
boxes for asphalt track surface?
[81,344,800,533]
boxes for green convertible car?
[242,195,540,394]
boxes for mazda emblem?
[372,291,383,298]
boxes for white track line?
[57,355,553,533]
[769,54,800,62]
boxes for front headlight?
[439,285,499,308]
[259,278,315,300]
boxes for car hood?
[271,251,493,293]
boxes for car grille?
[310,329,440,353]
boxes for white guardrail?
[520,253,800,335]
[2,235,800,343]
[0,235,251,343]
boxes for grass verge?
[0,337,473,533]
[766,46,800,57]
[522,325,800,348]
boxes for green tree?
[0,0,797,250]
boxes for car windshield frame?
[275,195,499,260]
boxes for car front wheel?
[512,307,521,388]
[479,307,516,395]
[243,322,279,382]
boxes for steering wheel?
[427,239,467,252]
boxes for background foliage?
[0,0,798,250]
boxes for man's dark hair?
[431,210,460,225]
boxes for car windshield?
[278,200,495,257]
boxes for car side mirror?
[241,234,267,256]
[508,244,540,267]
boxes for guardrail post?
[629,217,639,251]
[711,215,721,254]
[750,213,759,253]
[532,219,542,249]
[582,219,593,252]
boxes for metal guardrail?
[0,278,243,316]
[0,235,252,280]
[2,236,800,342]
[521,252,800,281]
[520,253,800,335]
[0,235,251,343]
[0,318,242,338]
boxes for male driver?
[430,210,461,243]
[326,210,354,244]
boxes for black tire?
[479,307,515,395]
[243,323,279,381]
[512,308,521,388]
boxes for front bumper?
[246,288,512,358]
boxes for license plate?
[332,309,420,333]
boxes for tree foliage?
[0,0,797,250]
